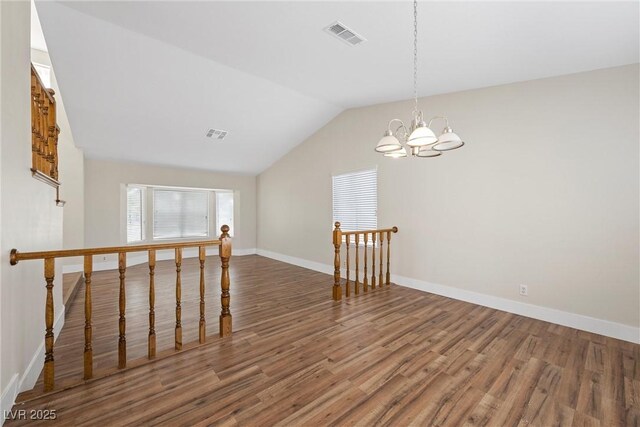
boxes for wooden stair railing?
[10,225,232,393]
[31,64,60,188]
[332,222,398,301]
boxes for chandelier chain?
[413,0,418,116]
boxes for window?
[216,192,234,236]
[153,189,209,239]
[332,168,377,231]
[126,186,144,243]
[125,185,234,243]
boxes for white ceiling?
[35,1,639,174]
[30,1,48,52]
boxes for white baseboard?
[256,249,640,344]
[393,274,639,344]
[256,249,333,275]
[20,305,66,391]
[1,306,65,424]
[1,374,19,425]
[62,247,257,273]
[234,248,257,256]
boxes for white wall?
[1,0,64,415]
[31,48,85,257]
[257,65,640,341]
[82,159,256,269]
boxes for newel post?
[219,225,232,337]
[332,222,342,301]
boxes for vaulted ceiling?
[35,1,639,174]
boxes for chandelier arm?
[427,116,450,128]
[388,119,409,139]
[387,118,405,131]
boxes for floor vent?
[324,21,366,46]
[206,129,228,140]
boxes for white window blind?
[126,186,144,243]
[216,192,234,236]
[153,189,209,239]
[332,169,377,231]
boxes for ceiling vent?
[206,128,228,140]
[324,21,366,46]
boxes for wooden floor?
[7,255,640,426]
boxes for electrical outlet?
[519,284,528,296]
[102,256,107,261]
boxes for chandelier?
[375,0,465,158]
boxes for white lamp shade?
[416,147,441,158]
[407,124,438,147]
[433,130,464,151]
[375,134,402,153]
[383,146,408,158]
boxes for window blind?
[216,192,234,236]
[332,168,377,231]
[153,189,209,239]
[126,186,143,243]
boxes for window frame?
[123,184,234,245]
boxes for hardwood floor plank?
[5,255,638,427]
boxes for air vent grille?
[206,128,228,140]
[324,21,366,46]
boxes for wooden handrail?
[10,226,233,392]
[10,239,221,264]
[332,222,398,301]
[340,227,398,236]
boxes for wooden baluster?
[47,89,57,179]
[387,227,397,285]
[345,234,350,298]
[43,258,55,392]
[363,233,368,292]
[41,99,48,174]
[53,132,59,180]
[332,222,342,301]
[379,232,384,287]
[118,253,126,369]
[199,246,206,343]
[175,248,183,350]
[148,250,156,359]
[386,231,391,286]
[83,256,93,380]
[44,95,50,175]
[371,232,376,289]
[219,225,232,337]
[35,92,42,172]
[33,84,40,171]
[41,96,47,173]
[31,72,37,170]
[354,233,360,295]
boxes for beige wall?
[84,159,257,256]
[1,0,64,402]
[31,48,85,256]
[258,65,639,330]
